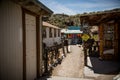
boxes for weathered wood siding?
[0,1,23,80]
[43,27,61,47]
[25,13,37,80]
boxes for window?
[49,28,52,37]
[42,26,46,38]
[58,29,60,37]
[54,29,56,37]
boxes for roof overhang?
[43,22,61,29]
[80,9,120,26]
[61,29,83,34]
[12,0,53,15]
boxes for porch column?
[39,16,43,76]
[99,24,104,59]
[36,15,40,78]
[114,22,118,60]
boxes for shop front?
[80,9,120,60]
[61,26,83,45]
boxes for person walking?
[86,37,95,56]
[64,39,69,53]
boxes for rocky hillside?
[44,8,120,28]
[46,14,81,28]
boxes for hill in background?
[43,8,120,28]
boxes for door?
[99,24,115,60]
[103,24,114,55]
[25,13,37,80]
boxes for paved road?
[52,45,84,78]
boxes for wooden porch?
[80,9,120,61]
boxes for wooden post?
[114,22,118,60]
[99,24,104,59]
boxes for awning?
[61,29,83,34]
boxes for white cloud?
[40,0,77,15]
[66,0,120,9]
[66,0,120,14]
[40,0,120,15]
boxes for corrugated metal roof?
[68,26,80,30]
[65,30,83,34]
[61,26,83,34]
[43,22,61,29]
[61,29,83,34]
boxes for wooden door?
[99,23,116,60]
[25,13,37,80]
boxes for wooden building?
[42,22,61,47]
[80,9,120,60]
[0,0,53,80]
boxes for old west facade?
[0,0,53,80]
[80,9,120,61]
[42,22,61,47]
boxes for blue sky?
[40,0,120,15]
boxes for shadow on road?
[87,56,120,74]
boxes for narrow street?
[45,44,120,80]
[52,45,84,78]
[40,44,120,80]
